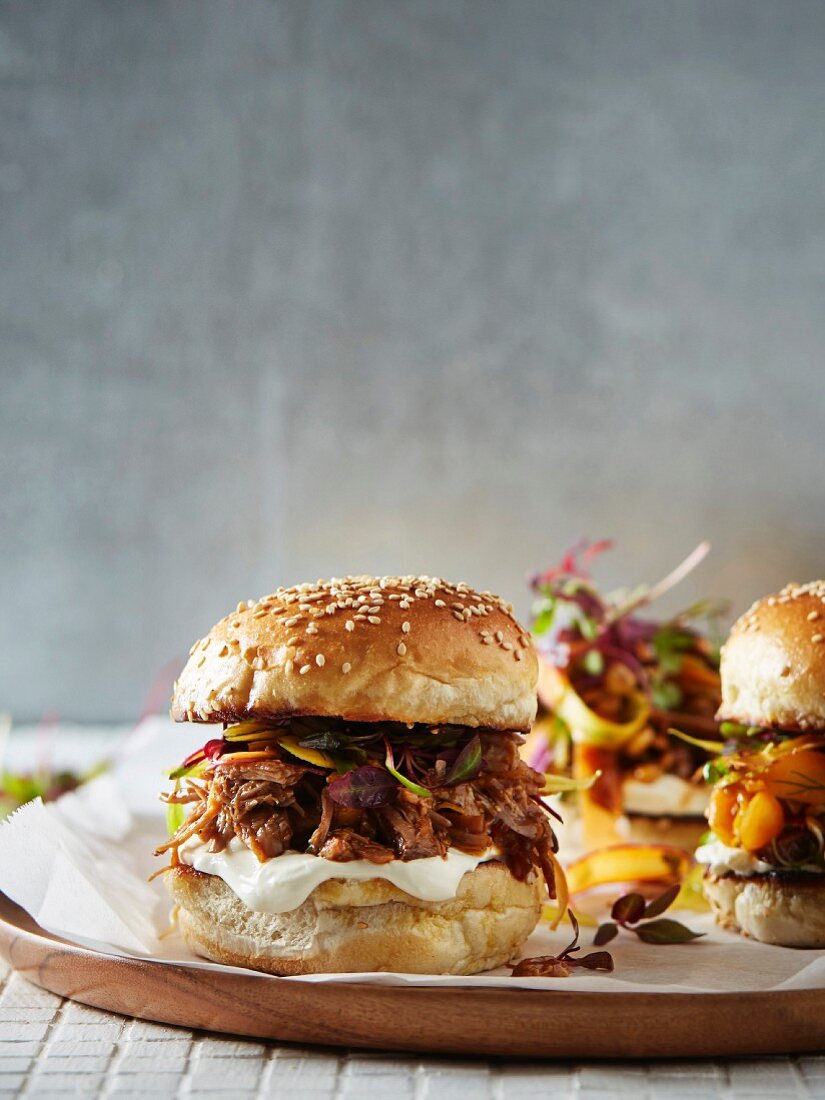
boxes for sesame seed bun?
[718,582,825,730]
[703,871,825,947]
[168,860,543,975]
[171,576,538,731]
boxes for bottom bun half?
[704,871,825,947]
[169,859,543,976]
[624,813,707,851]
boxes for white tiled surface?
[0,959,824,1100]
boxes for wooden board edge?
[1,894,824,1058]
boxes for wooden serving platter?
[1,893,823,1058]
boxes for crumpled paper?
[2,717,825,993]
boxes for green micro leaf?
[633,919,705,945]
[443,734,482,786]
[643,883,681,920]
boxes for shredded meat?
[159,726,559,900]
[376,789,449,859]
[318,829,395,863]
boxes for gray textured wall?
[2,1,825,722]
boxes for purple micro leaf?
[327,766,398,809]
[611,892,646,925]
[593,922,619,946]
[574,951,615,972]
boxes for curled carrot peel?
[543,848,569,929]
[565,843,691,896]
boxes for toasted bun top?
[171,575,538,730]
[718,582,825,730]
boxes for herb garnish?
[593,884,704,946]
[530,540,726,716]
[510,910,615,977]
[327,765,398,808]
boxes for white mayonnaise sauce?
[179,836,497,914]
[622,773,709,818]
[695,837,825,877]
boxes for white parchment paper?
[2,717,825,993]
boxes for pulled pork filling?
[157,720,560,900]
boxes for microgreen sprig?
[510,910,615,977]
[593,884,705,946]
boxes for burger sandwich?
[697,582,825,947]
[522,541,724,852]
[156,575,565,975]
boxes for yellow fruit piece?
[708,784,739,846]
[565,843,691,895]
[735,790,785,852]
[763,748,825,806]
[539,663,650,748]
[277,735,336,769]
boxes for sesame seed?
[368,616,381,624]
[501,642,513,651]
[236,601,246,614]
[197,656,206,668]
[481,636,493,644]
[813,634,824,644]
[495,631,504,642]
[401,621,411,633]
[345,620,355,631]
[452,611,464,621]
[354,614,367,622]
[435,599,446,608]
[342,662,352,674]
[397,642,407,656]
[306,623,318,635]
[284,659,294,674]
[284,616,300,628]
[514,649,523,661]
[809,611,820,621]
[316,654,325,667]
[451,603,464,611]
[299,664,311,675]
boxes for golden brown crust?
[718,582,825,730]
[171,576,538,731]
[169,860,543,975]
[703,870,825,947]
